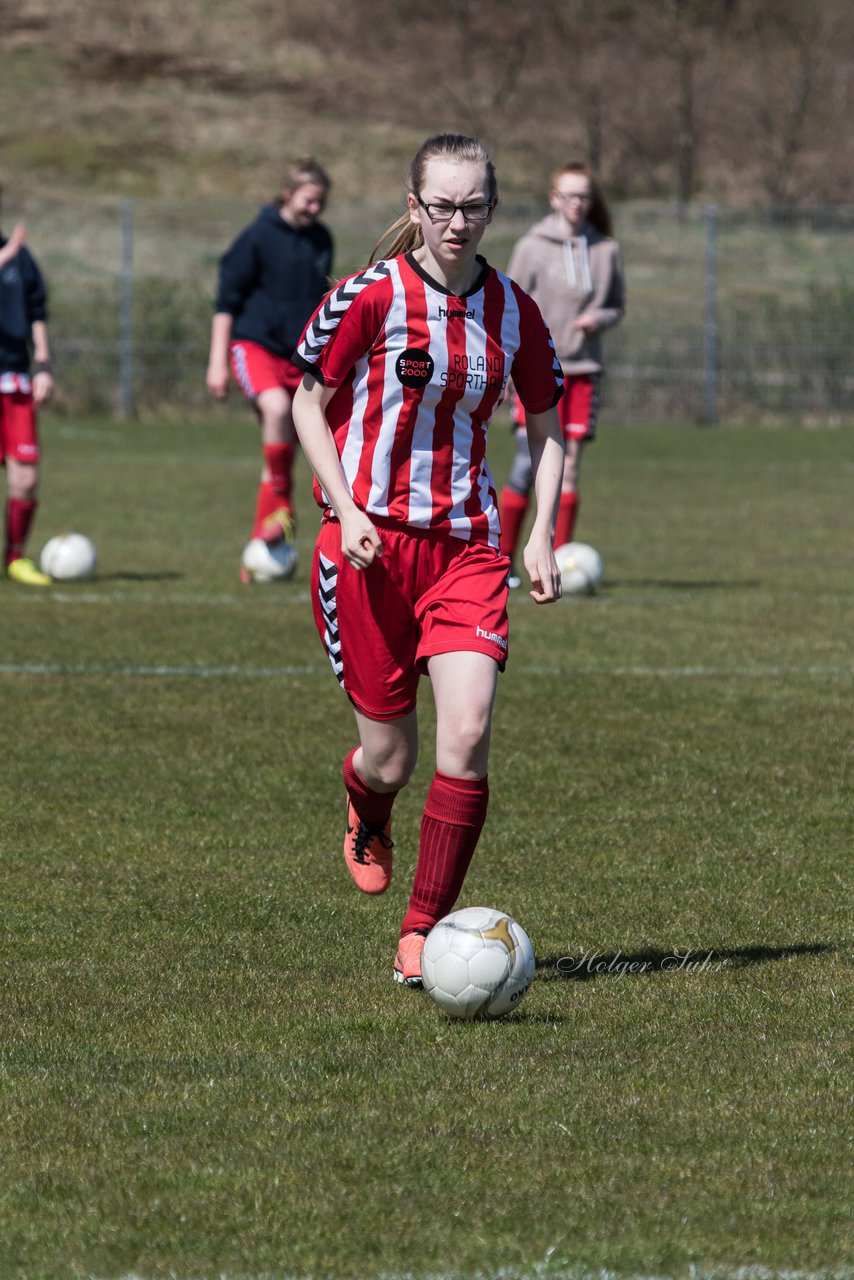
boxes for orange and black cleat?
[343,799,394,894]
[393,932,427,988]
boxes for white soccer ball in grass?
[39,532,98,581]
[554,541,604,596]
[241,537,297,582]
[421,906,536,1020]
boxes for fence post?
[701,202,718,425]
[118,198,135,418]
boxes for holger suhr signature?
[555,949,725,977]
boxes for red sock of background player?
[401,772,489,936]
[5,498,36,565]
[554,492,580,547]
[499,488,529,561]
[343,747,398,829]
[252,443,294,539]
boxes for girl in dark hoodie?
[206,158,334,580]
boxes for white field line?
[20,590,312,606]
[16,589,854,612]
[0,661,322,679]
[90,1267,854,1280]
[523,664,853,678]
[0,661,851,681]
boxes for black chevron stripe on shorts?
[317,552,344,687]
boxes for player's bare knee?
[377,753,416,791]
[364,742,417,791]
[257,397,291,442]
[440,715,490,773]
[508,456,533,496]
[7,463,38,502]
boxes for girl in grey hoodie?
[500,163,625,585]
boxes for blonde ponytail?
[370,212,423,264]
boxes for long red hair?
[551,162,613,237]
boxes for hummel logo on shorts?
[476,624,507,650]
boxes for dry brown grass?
[4,0,854,206]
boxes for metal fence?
[6,196,854,425]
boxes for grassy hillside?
[7,0,853,207]
[3,0,509,203]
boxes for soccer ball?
[421,906,536,1020]
[241,537,298,582]
[554,541,604,596]
[39,532,98,580]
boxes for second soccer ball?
[241,538,298,583]
[40,532,98,581]
[554,541,604,596]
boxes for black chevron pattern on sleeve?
[297,261,391,362]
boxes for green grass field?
[1,414,852,1279]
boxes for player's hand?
[32,371,54,406]
[339,509,383,570]
[572,312,598,333]
[205,362,229,400]
[523,533,561,604]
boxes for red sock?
[499,488,529,560]
[401,772,489,936]
[252,443,294,538]
[343,747,398,828]
[5,499,36,565]
[554,492,580,547]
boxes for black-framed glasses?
[417,196,494,223]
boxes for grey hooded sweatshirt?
[506,213,625,375]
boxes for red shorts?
[513,373,600,442]
[229,340,303,399]
[311,519,511,721]
[0,379,40,465]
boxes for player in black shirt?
[206,158,334,580]
[0,220,54,586]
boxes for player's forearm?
[0,224,26,270]
[30,321,54,404]
[292,386,360,522]
[208,312,233,365]
[527,409,564,536]
[31,320,51,365]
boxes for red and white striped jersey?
[294,252,563,547]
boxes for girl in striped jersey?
[292,134,565,989]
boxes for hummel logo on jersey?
[438,306,475,320]
[395,348,435,388]
[476,624,508,650]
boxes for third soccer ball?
[421,906,536,1020]
[554,541,604,596]
[241,537,298,583]
[40,532,98,581]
